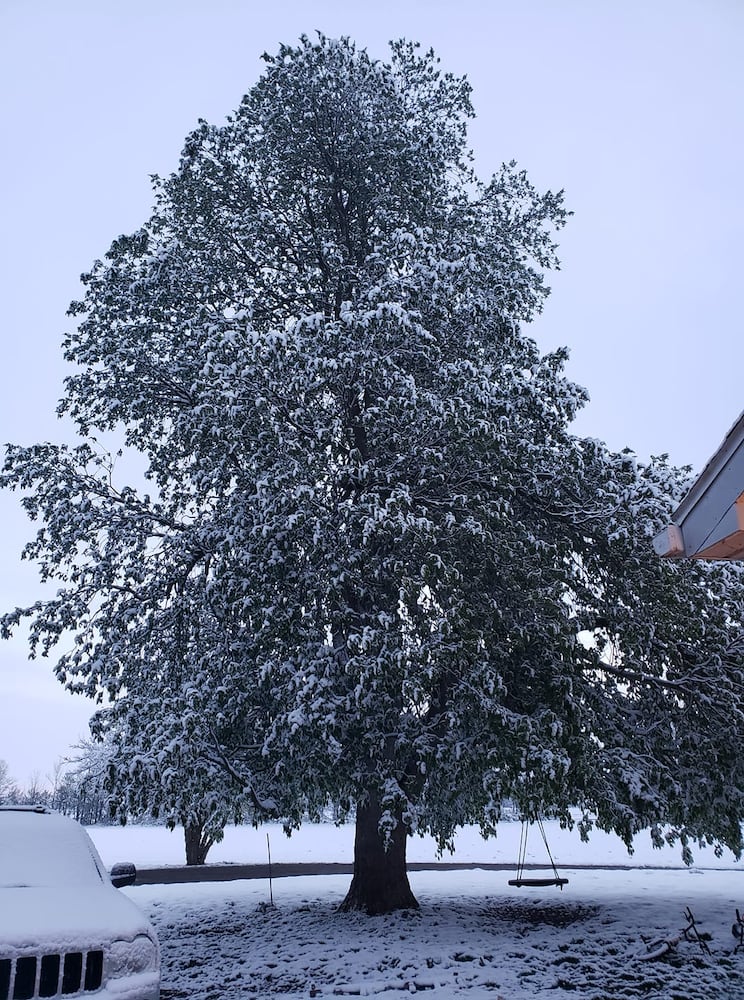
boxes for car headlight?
[108,935,159,977]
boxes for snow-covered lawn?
[88,823,744,998]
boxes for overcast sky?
[1,0,742,787]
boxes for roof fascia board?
[674,410,744,524]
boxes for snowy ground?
[88,822,744,998]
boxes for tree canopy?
[3,35,743,913]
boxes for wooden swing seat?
[508,876,569,888]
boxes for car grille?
[0,950,103,999]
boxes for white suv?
[0,806,159,999]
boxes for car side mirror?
[110,862,137,888]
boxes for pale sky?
[1,0,742,787]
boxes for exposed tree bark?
[184,819,214,865]
[339,791,419,915]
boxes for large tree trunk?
[339,792,419,915]
[184,819,213,865]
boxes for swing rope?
[515,818,530,882]
[536,815,562,883]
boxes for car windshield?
[0,813,104,887]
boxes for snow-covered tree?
[70,730,244,862]
[3,35,743,913]
[90,712,251,865]
[0,759,19,805]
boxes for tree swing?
[508,816,568,889]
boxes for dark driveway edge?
[131,860,726,885]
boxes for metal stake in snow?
[267,832,274,907]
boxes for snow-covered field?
[88,819,744,870]
[88,822,744,998]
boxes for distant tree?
[90,719,251,865]
[2,35,743,913]
[0,759,19,804]
[61,732,244,862]
[21,771,49,808]
[180,805,228,866]
[53,740,114,825]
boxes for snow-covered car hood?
[0,885,154,952]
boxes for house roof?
[653,409,744,560]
